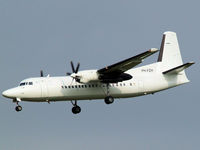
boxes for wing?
[97,48,158,83]
[98,48,159,75]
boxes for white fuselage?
[2,62,189,102]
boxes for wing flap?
[162,62,195,75]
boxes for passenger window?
[29,82,33,85]
[78,85,81,88]
[72,86,74,88]
[68,86,71,88]
[130,83,132,86]
[88,85,91,88]
[65,86,67,88]
[81,85,84,88]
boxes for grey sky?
[0,0,199,150]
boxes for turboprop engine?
[71,70,99,83]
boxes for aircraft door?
[138,80,144,93]
[40,79,49,98]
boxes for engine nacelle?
[76,70,99,83]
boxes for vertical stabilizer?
[157,31,183,70]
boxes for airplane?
[2,31,194,114]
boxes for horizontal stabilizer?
[163,62,195,75]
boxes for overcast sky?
[0,0,199,150]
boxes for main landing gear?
[71,100,81,114]
[104,96,114,104]
[104,83,114,105]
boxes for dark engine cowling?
[99,73,132,83]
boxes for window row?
[62,83,134,89]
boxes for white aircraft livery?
[2,31,194,114]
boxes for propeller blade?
[70,78,74,85]
[40,70,44,77]
[70,61,75,73]
[75,62,80,73]
[66,72,71,76]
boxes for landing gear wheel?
[72,106,81,114]
[15,105,22,112]
[104,96,114,104]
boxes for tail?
[158,31,184,70]
[157,31,194,83]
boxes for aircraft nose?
[2,89,15,98]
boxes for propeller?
[66,61,80,76]
[40,70,50,77]
[66,61,81,83]
[40,70,44,77]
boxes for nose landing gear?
[14,98,22,112]
[15,105,22,112]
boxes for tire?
[104,96,114,104]
[15,105,22,112]
[72,106,81,114]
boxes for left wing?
[98,48,158,75]
[97,48,158,83]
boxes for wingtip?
[189,61,195,65]
[149,48,159,53]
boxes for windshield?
[19,82,33,86]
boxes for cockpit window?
[20,83,26,86]
[19,82,33,86]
